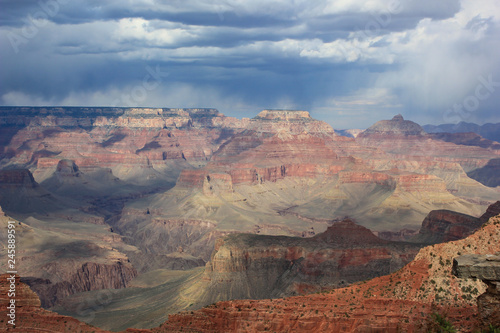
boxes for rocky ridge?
[1,209,500,332]
[467,158,500,187]
[0,107,247,186]
[109,112,499,277]
[23,261,137,308]
[411,210,483,244]
[429,132,500,150]
[0,192,139,308]
[481,201,500,222]
[423,121,500,143]
[0,274,110,332]
[200,219,420,302]
[0,109,499,331]
[153,211,500,332]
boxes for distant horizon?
[0,105,498,130]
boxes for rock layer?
[358,114,426,137]
[0,274,110,332]
[0,107,247,184]
[411,210,482,244]
[154,210,500,333]
[23,261,137,308]
[200,219,420,302]
[452,253,500,328]
[0,169,37,188]
[2,210,500,332]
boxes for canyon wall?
[199,219,420,303]
[23,261,137,308]
[157,211,500,333]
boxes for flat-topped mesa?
[0,106,219,118]
[0,107,252,172]
[254,109,312,121]
[248,109,336,136]
[358,114,426,137]
[0,107,244,129]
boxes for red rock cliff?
[0,274,110,332]
[412,210,482,244]
[157,212,500,333]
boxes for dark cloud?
[0,0,498,128]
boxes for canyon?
[158,211,500,333]
[1,205,499,332]
[0,107,499,331]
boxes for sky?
[0,0,499,129]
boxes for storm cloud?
[0,0,499,128]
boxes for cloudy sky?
[0,0,499,128]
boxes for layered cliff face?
[352,116,499,222]
[357,115,499,173]
[0,168,38,188]
[0,193,139,309]
[23,261,137,308]
[48,219,421,331]
[411,210,482,244]
[0,274,111,333]
[110,112,497,270]
[247,109,336,137]
[199,219,420,303]
[358,114,426,137]
[157,211,500,333]
[411,201,500,245]
[0,107,246,186]
[0,108,498,332]
[200,131,346,186]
